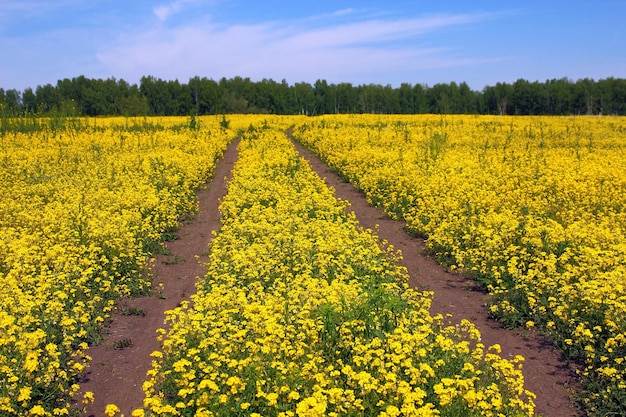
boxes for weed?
[112,338,133,350]
[162,254,185,265]
[119,306,147,316]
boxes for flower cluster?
[141,123,534,416]
[294,114,626,416]
[0,116,232,415]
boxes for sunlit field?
[142,124,534,417]
[0,115,231,415]
[2,113,625,417]
[293,114,626,416]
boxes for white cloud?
[332,8,355,17]
[153,5,174,21]
[153,0,202,22]
[97,11,494,85]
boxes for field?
[0,114,624,416]
[141,122,534,417]
[293,114,626,416]
[0,115,231,415]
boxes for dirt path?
[290,136,582,417]
[78,131,581,417]
[77,138,239,416]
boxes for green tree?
[188,76,221,114]
[544,78,572,115]
[412,84,428,113]
[292,82,315,115]
[458,82,478,114]
[5,75,626,117]
[35,84,60,113]
[398,83,414,114]
[511,79,547,115]
[427,83,455,114]
[574,78,598,115]
[22,88,37,113]
[313,79,333,114]
[140,76,186,115]
[2,89,21,114]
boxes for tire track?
[77,129,581,417]
[77,138,239,416]
[289,132,582,417]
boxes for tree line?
[2,75,626,116]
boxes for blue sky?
[1,0,625,91]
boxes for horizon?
[6,73,625,95]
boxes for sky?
[1,0,625,92]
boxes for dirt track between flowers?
[75,138,239,416]
[78,133,581,417]
[291,137,582,417]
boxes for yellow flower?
[29,405,46,416]
[383,405,401,417]
[104,404,121,417]
[82,391,95,405]
[18,386,32,402]
[267,392,279,406]
[137,120,538,417]
[23,351,39,373]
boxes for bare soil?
[77,132,582,417]
[76,139,239,416]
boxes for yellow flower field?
[0,115,232,415]
[5,113,622,416]
[293,114,626,416]
[140,124,535,416]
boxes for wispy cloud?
[153,0,203,22]
[332,8,355,17]
[97,10,494,84]
[279,13,487,48]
